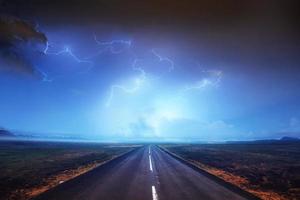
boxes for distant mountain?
[0,128,14,137]
[0,128,88,141]
[226,139,277,144]
[226,137,300,144]
[280,136,300,141]
[12,131,88,141]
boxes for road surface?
[33,145,255,200]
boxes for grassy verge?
[0,140,139,200]
[161,142,300,200]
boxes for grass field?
[162,141,300,200]
[0,140,138,200]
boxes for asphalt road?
[33,145,253,200]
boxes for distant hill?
[226,137,300,144]
[0,128,14,137]
[280,136,300,141]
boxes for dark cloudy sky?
[0,0,300,141]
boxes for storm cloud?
[0,15,47,76]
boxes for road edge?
[158,145,261,200]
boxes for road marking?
[152,186,158,200]
[149,154,153,172]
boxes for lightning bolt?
[131,58,146,80]
[41,34,133,83]
[38,42,96,81]
[43,33,132,70]
[151,49,175,72]
[105,57,147,107]
[35,67,53,82]
[44,42,94,68]
[93,34,132,54]
[181,70,223,92]
[104,49,176,107]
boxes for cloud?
[289,117,300,130]
[277,117,300,137]
[128,117,155,138]
[159,118,237,141]
[118,104,237,141]
[0,15,47,76]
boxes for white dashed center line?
[152,185,158,200]
[149,154,153,172]
[149,146,153,172]
[149,147,158,200]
